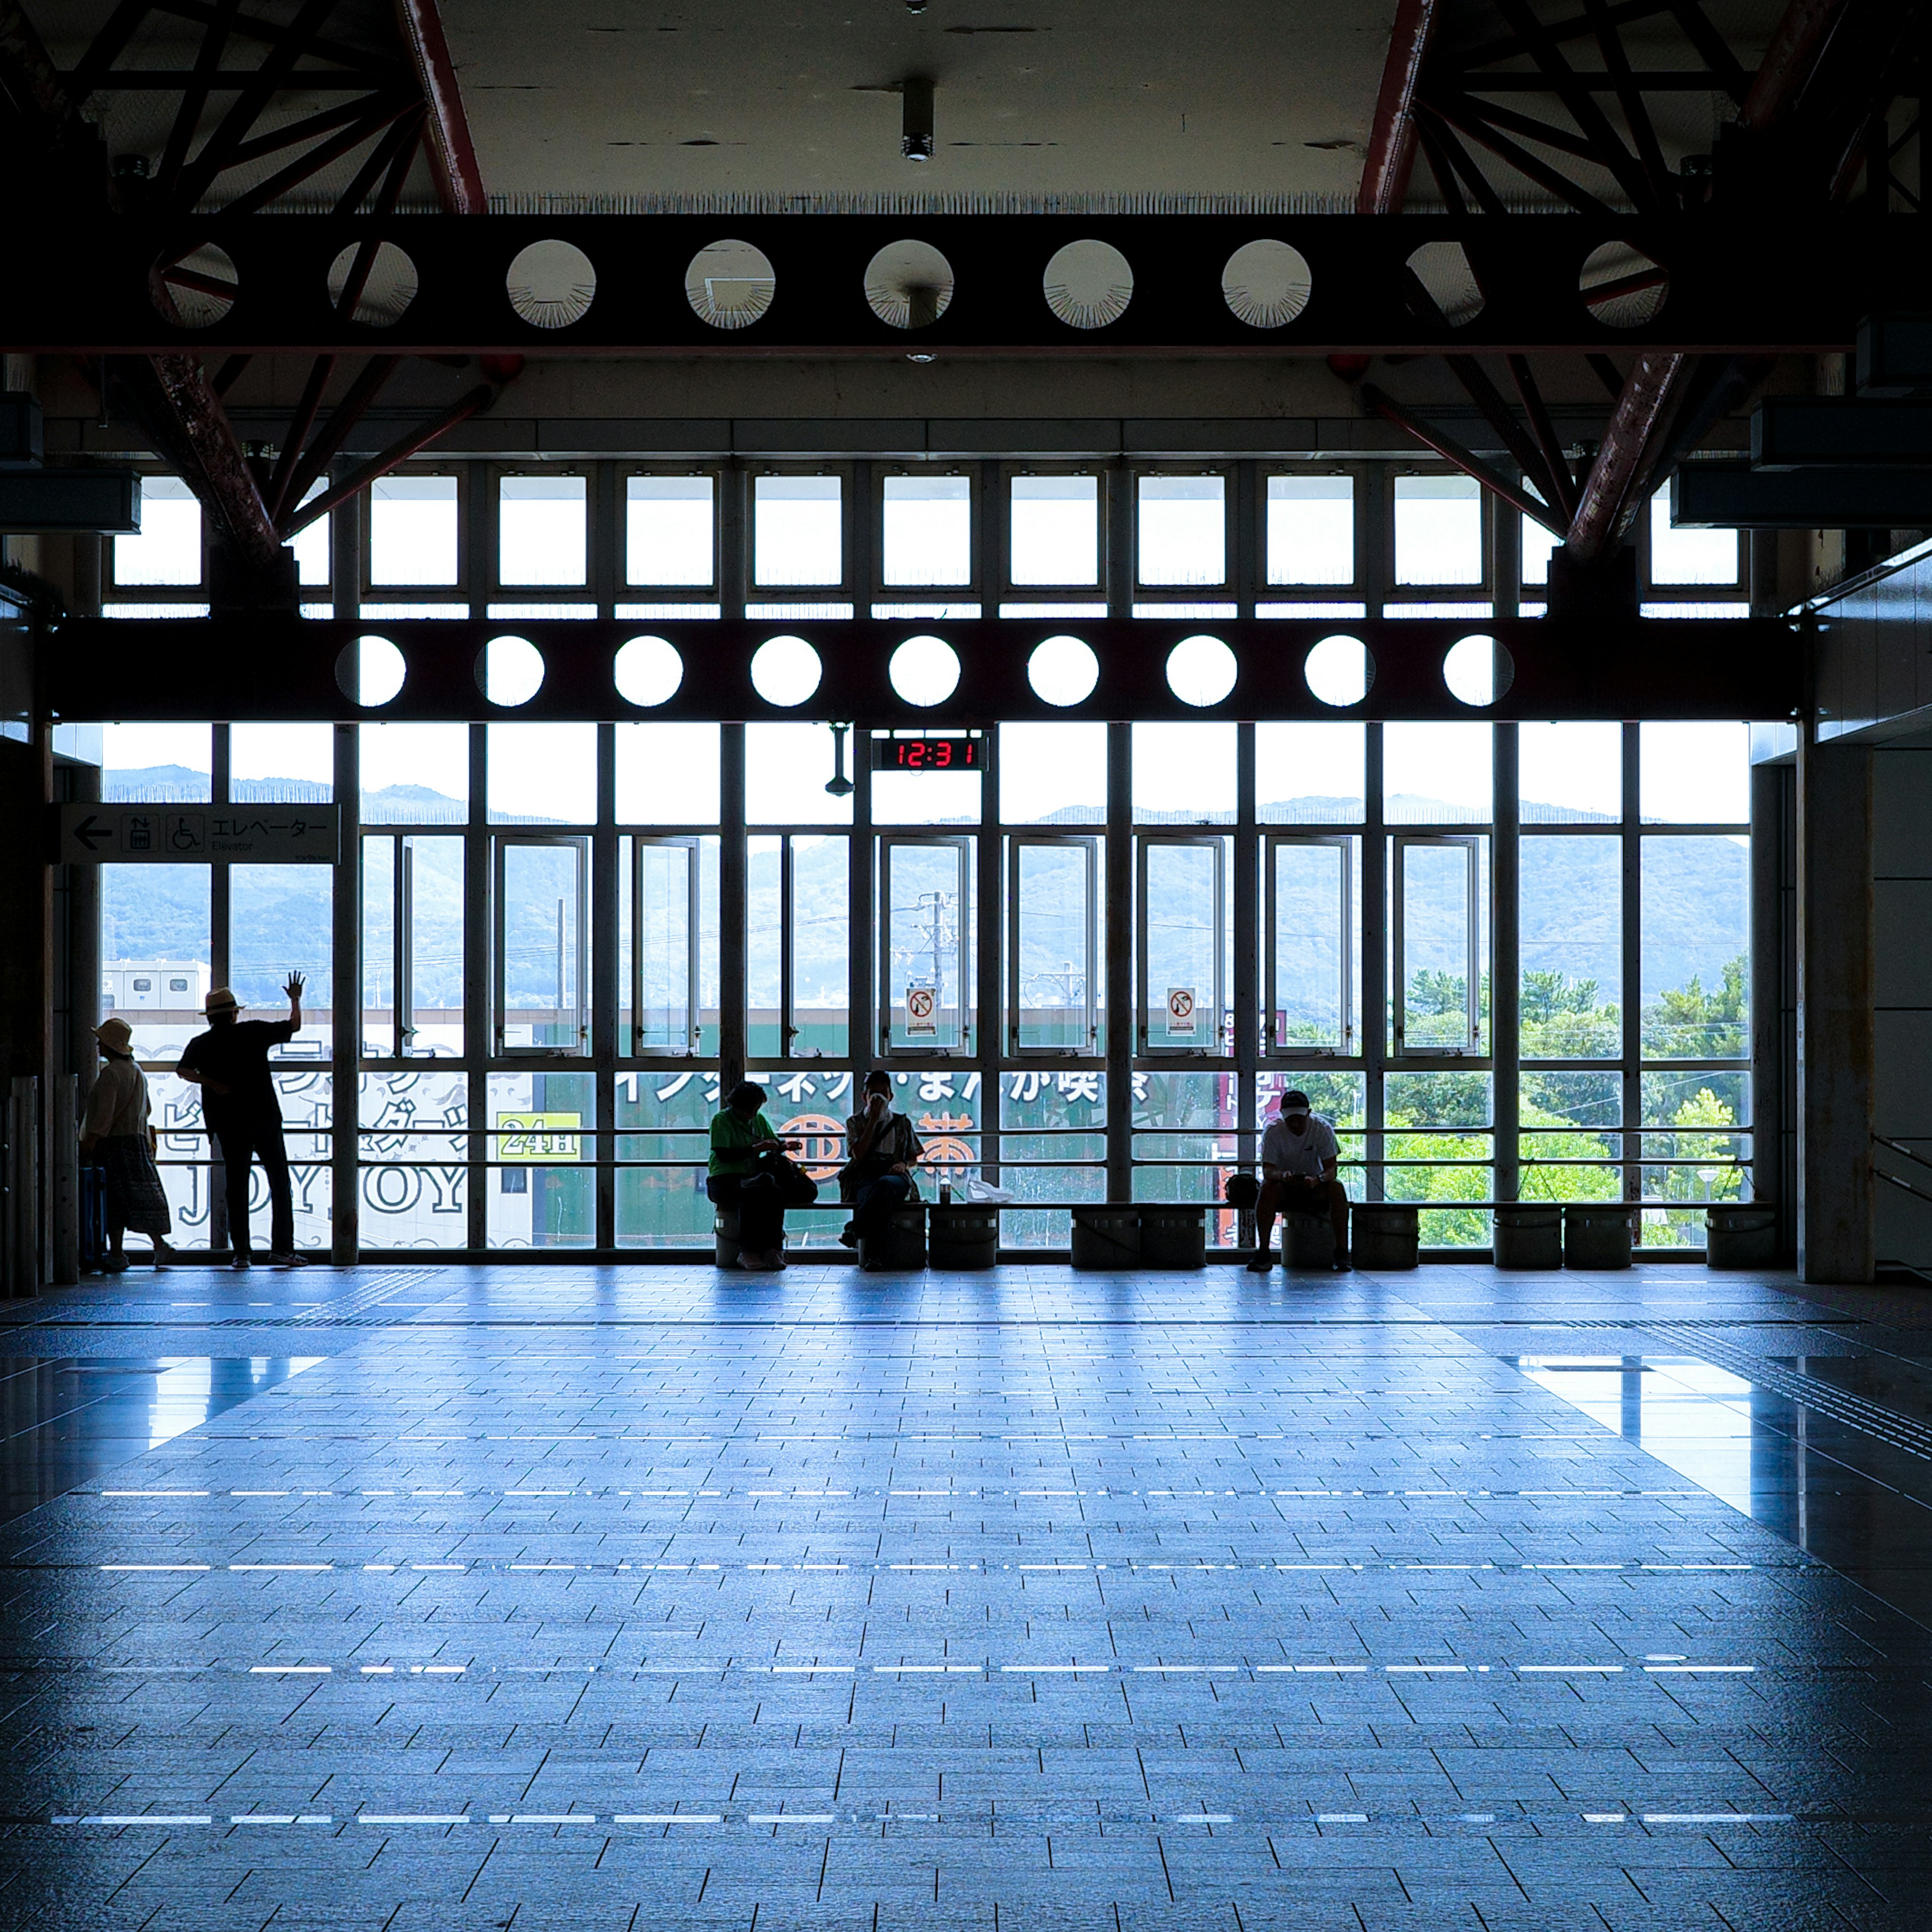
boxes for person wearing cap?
[80,1017,175,1272]
[177,973,307,1269]
[1250,1088,1350,1272]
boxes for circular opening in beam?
[327,240,418,328]
[150,242,237,329]
[506,238,598,329]
[751,634,823,706]
[865,239,955,330]
[1166,634,1238,707]
[337,635,406,708]
[1027,634,1100,707]
[1580,240,1668,329]
[613,635,684,707]
[1221,239,1312,330]
[478,634,545,707]
[1442,633,1513,707]
[686,238,776,330]
[889,634,960,707]
[1042,238,1133,330]
[1303,634,1373,708]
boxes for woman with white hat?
[80,1017,175,1272]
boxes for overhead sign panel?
[55,804,340,863]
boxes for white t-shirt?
[1260,1113,1338,1179]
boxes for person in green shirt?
[707,1080,816,1269]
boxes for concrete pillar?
[719,723,747,1094]
[1749,761,1793,1256]
[1796,731,1875,1283]
[331,722,360,1264]
[1105,720,1132,1202]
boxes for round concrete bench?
[1563,1202,1638,1270]
[1707,1203,1777,1270]
[857,1204,927,1272]
[1350,1202,1419,1271]
[1138,1204,1206,1270]
[929,1202,998,1270]
[1070,1206,1140,1269]
[1494,1203,1563,1270]
[1281,1213,1336,1270]
[713,1210,742,1267]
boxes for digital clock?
[870,736,988,772]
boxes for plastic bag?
[963,1172,1016,1204]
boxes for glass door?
[1137,836,1225,1053]
[1392,834,1482,1055]
[1264,835,1355,1057]
[631,836,699,1055]
[1007,835,1099,1055]
[495,836,590,1056]
[879,835,971,1054]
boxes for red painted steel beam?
[394,0,483,214]
[1358,0,1440,213]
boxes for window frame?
[875,465,980,601]
[1006,832,1100,1058]
[1136,832,1227,1056]
[877,832,973,1057]
[1133,465,1233,595]
[1391,832,1484,1057]
[1004,465,1107,597]
[629,834,702,1058]
[623,465,723,598]
[748,465,851,596]
[492,832,591,1059]
[1263,832,1356,1059]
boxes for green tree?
[1642,955,1747,1059]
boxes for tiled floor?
[2,1256,1930,1930]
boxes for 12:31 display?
[869,737,988,771]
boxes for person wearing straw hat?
[178,973,307,1269]
[80,1017,175,1272]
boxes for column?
[1796,730,1874,1283]
[1105,720,1132,1202]
[331,721,360,1263]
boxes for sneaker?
[1330,1252,1352,1273]
[838,1226,859,1248]
[734,1253,772,1271]
[766,1250,787,1270]
[150,1242,173,1270]
[230,1255,252,1271]
[266,1251,307,1269]
[1244,1253,1273,1273]
[101,1252,129,1275]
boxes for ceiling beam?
[1358,0,1440,214]
[394,0,484,214]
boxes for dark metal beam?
[1567,350,1689,557]
[394,0,484,213]
[45,612,1801,724]
[1359,0,1440,213]
[2,211,1925,355]
[1673,462,1932,524]
[280,379,493,535]
[1361,382,1566,532]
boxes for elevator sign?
[55,803,340,863]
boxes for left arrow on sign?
[71,815,109,852]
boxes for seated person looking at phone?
[1248,1089,1351,1273]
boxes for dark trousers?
[708,1164,817,1255]
[847,1172,913,1243]
[1256,1175,1350,1253]
[210,1118,294,1259]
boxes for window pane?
[616,722,719,825]
[1521,513,1560,588]
[1397,843,1482,1052]
[361,722,468,824]
[499,475,586,586]
[1640,1069,1749,1246]
[1640,721,1748,823]
[754,475,842,586]
[1138,474,1225,587]
[1257,722,1364,824]
[1269,840,1354,1053]
[102,863,209,1063]
[230,865,331,1055]
[1520,722,1620,822]
[370,476,459,586]
[1384,1070,1492,1246]
[231,723,332,802]
[1266,475,1354,586]
[631,838,696,1054]
[1143,842,1221,1048]
[1384,721,1492,824]
[884,842,969,1051]
[285,483,330,588]
[1650,488,1739,586]
[497,848,587,1053]
[794,835,849,1057]
[627,475,714,587]
[1520,836,1621,1057]
[115,477,202,586]
[1134,722,1235,824]
[999,722,1106,825]
[488,722,596,824]
[883,474,971,586]
[102,723,211,801]
[487,1071,595,1244]
[1394,474,1483,586]
[1010,475,1098,587]
[745,722,854,826]
[1519,1070,1621,1202]
[1014,843,1093,1051]
[1641,835,1749,1058]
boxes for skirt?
[98,1137,172,1238]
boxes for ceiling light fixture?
[901,76,935,162]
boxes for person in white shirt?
[80,1016,175,1272]
[1249,1089,1350,1272]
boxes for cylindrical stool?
[1138,1204,1206,1270]
[1707,1203,1777,1270]
[1282,1213,1336,1269]
[1349,1202,1419,1270]
[713,1210,741,1268]
[1494,1204,1563,1270]
[1564,1202,1637,1270]
[929,1203,998,1270]
[1070,1206,1140,1269]
[857,1205,927,1271]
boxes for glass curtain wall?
[87,717,1752,1255]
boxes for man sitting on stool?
[1249,1089,1350,1273]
